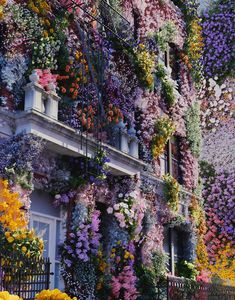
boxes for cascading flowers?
[163,174,180,213]
[107,192,145,239]
[0,179,27,231]
[151,116,176,158]
[133,44,156,89]
[156,63,180,107]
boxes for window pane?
[56,220,61,260]
[33,220,49,257]
[54,262,60,288]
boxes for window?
[171,136,181,182]
[163,227,184,275]
[159,137,182,183]
[169,43,180,83]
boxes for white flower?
[107,207,113,214]
[114,204,120,210]
[209,118,215,123]
[118,193,123,198]
[129,192,136,198]
[55,194,61,199]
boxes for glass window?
[171,137,182,183]
[159,149,169,176]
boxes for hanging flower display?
[151,116,176,158]
[163,174,180,213]
[0,179,27,231]
[133,44,156,89]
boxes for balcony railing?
[156,276,235,300]
[0,255,52,300]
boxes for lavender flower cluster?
[61,209,101,264]
[0,133,45,183]
[201,0,235,80]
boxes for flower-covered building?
[0,0,234,299]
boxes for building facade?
[1,0,232,298]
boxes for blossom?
[107,207,113,214]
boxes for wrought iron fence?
[0,256,52,300]
[165,276,235,300]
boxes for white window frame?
[30,211,64,290]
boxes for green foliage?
[176,260,199,280]
[136,251,168,300]
[156,63,177,107]
[155,21,177,52]
[163,174,180,213]
[186,102,202,157]
[199,160,216,181]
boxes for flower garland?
[133,44,156,89]
[163,174,180,213]
[151,116,176,158]
[156,63,180,107]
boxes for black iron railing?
[0,256,52,300]
[165,276,235,300]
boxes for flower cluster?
[201,119,235,174]
[107,191,145,239]
[61,209,101,264]
[35,289,77,300]
[151,116,176,158]
[156,63,180,107]
[0,133,45,189]
[155,21,177,52]
[0,179,27,231]
[133,44,156,89]
[110,266,138,300]
[0,228,44,259]
[108,241,138,300]
[203,170,235,262]
[208,242,235,285]
[201,0,235,81]
[0,291,22,300]
[200,78,234,131]
[163,174,180,213]
[35,69,58,90]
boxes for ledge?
[0,109,198,204]
[0,109,147,176]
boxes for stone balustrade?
[24,71,139,158]
[24,70,60,120]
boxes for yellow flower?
[7,236,14,243]
[5,232,11,238]
[43,30,48,38]
[21,246,27,253]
